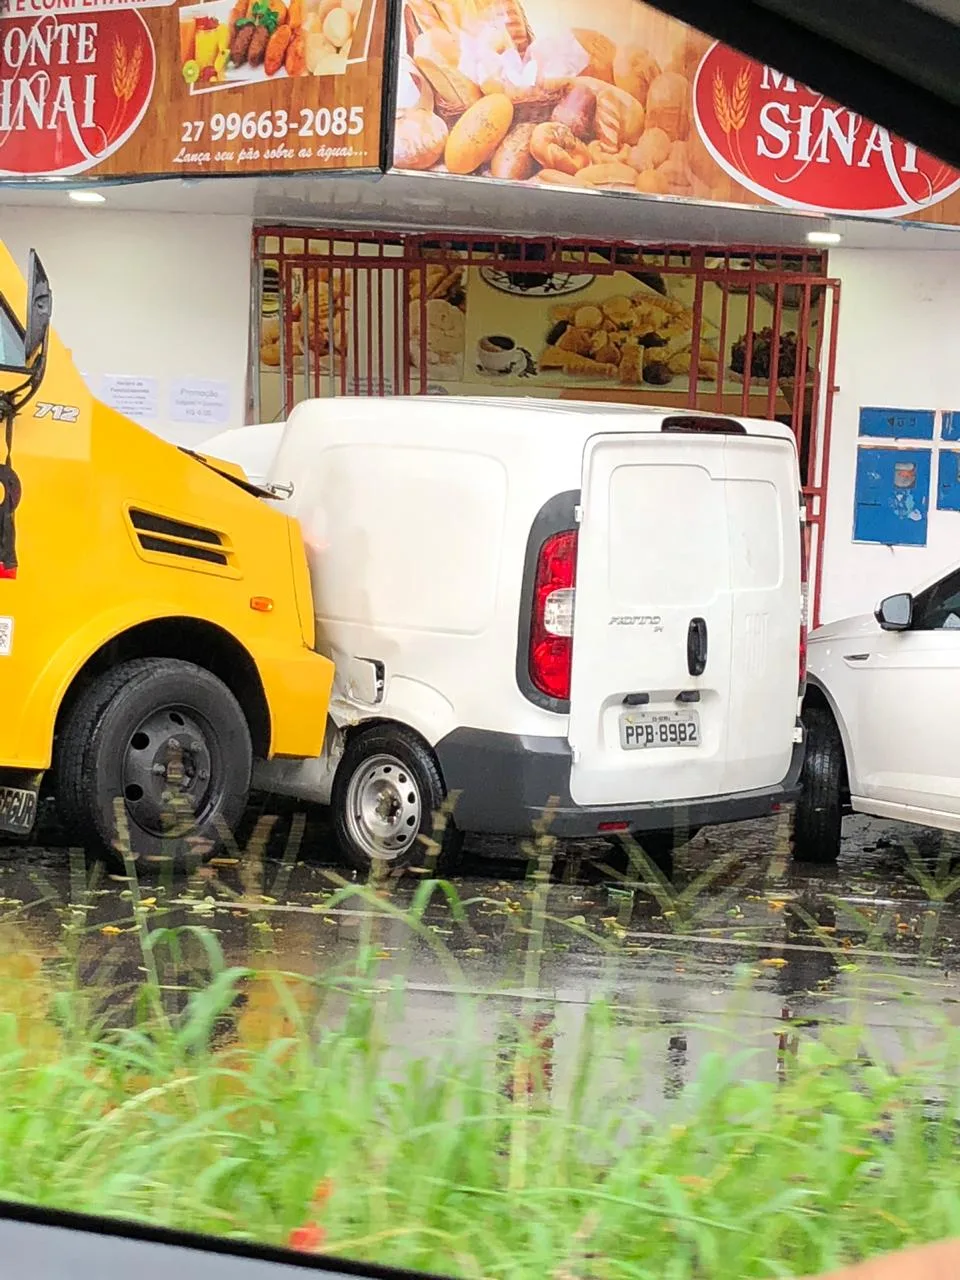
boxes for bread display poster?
[422,255,809,408]
[391,0,960,224]
[254,243,813,416]
[0,0,386,179]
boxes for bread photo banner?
[391,0,960,224]
[0,0,387,179]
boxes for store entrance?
[251,228,839,624]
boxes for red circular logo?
[0,10,155,177]
[693,42,960,217]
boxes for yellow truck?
[0,245,334,866]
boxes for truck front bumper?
[258,645,335,760]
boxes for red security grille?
[251,228,839,626]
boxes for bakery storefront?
[3,0,960,627]
[253,230,836,619]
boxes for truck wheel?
[331,724,463,874]
[792,706,844,865]
[56,658,252,869]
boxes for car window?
[912,567,960,630]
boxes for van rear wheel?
[56,658,252,870]
[331,724,463,874]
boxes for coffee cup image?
[478,335,519,374]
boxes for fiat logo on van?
[609,615,663,629]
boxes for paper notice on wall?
[101,375,159,423]
[170,379,232,428]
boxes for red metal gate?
[251,228,839,626]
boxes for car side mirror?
[876,592,913,630]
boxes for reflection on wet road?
[2,809,959,1102]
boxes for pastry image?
[259,269,351,372]
[408,261,467,381]
[538,280,718,386]
[391,0,725,204]
[730,328,811,383]
[180,0,369,88]
[539,346,618,377]
[410,299,466,379]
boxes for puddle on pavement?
[1,809,959,1106]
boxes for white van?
[203,397,806,870]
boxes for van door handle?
[843,653,870,662]
[687,617,708,677]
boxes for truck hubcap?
[345,754,422,861]
[122,706,214,837]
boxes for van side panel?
[300,443,507,635]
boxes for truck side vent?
[661,415,747,435]
[129,509,229,566]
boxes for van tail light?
[529,529,578,701]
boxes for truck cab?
[0,246,333,867]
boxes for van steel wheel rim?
[121,705,215,838]
[345,754,422,861]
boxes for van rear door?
[568,428,733,807]
[567,421,799,809]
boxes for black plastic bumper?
[435,727,804,838]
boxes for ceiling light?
[806,230,842,246]
[69,190,106,205]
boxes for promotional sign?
[390,0,960,224]
[0,0,387,178]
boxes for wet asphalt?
[2,809,959,1099]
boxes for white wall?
[820,247,960,624]
[0,206,253,447]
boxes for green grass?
[0,858,959,1280]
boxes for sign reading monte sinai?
[0,0,386,178]
[391,0,960,223]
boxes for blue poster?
[858,407,935,440]
[853,447,931,546]
[937,450,960,511]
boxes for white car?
[797,563,960,862]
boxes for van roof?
[286,396,797,442]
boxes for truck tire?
[792,705,845,865]
[56,658,252,869]
[331,723,464,875]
